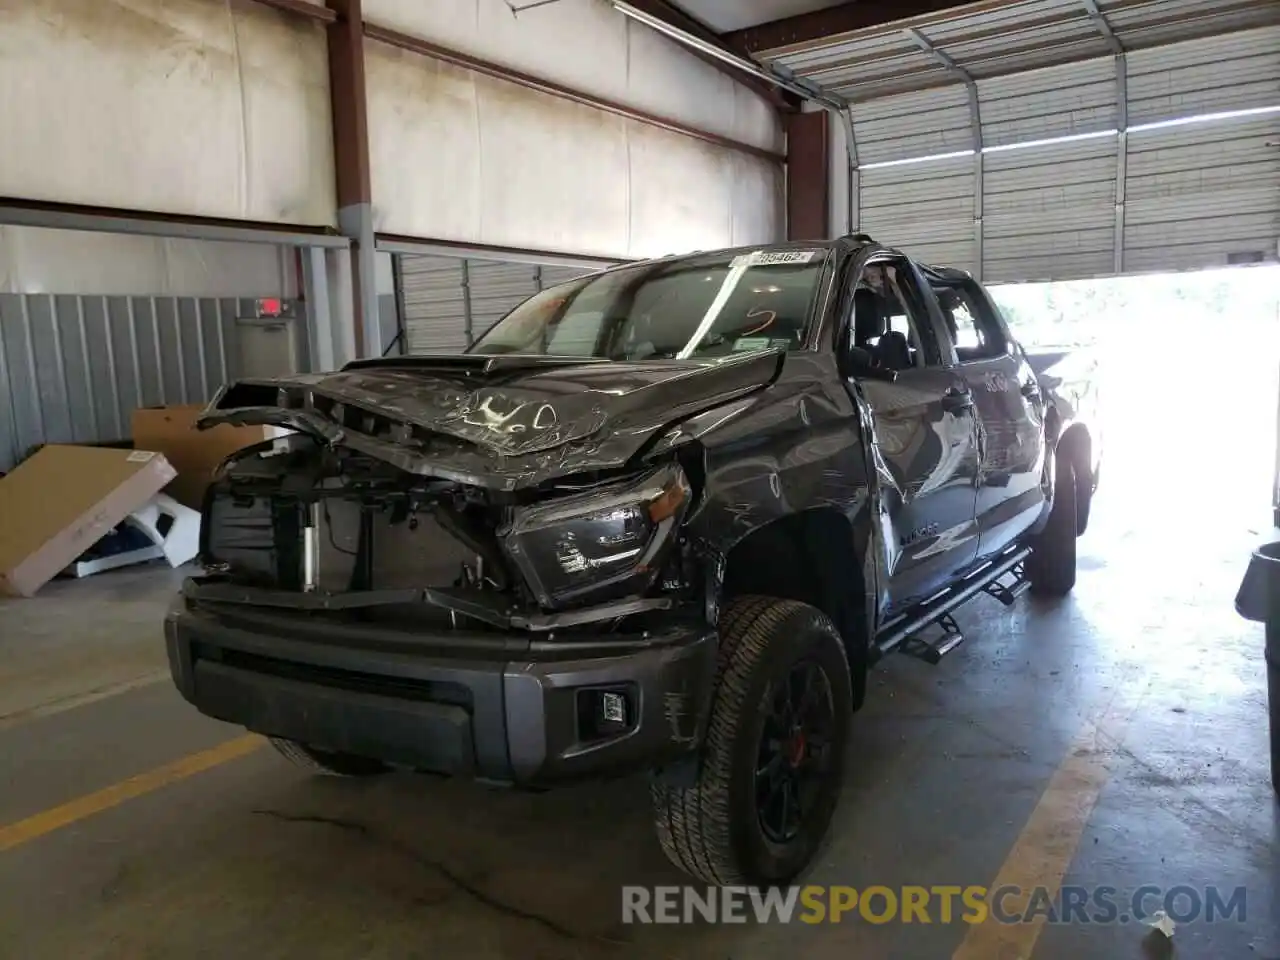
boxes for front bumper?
[164,592,716,787]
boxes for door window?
[933,281,1008,362]
[850,259,945,370]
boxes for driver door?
[843,254,981,615]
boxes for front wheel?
[651,597,852,886]
[1027,456,1078,597]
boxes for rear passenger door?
[933,276,1048,561]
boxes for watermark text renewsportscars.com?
[621,885,1247,926]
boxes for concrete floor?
[1,473,1278,958]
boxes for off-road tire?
[1076,461,1095,536]
[268,738,389,777]
[1028,456,1078,597]
[651,596,852,886]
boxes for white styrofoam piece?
[63,545,165,579]
[126,493,202,568]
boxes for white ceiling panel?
[667,0,845,34]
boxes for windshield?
[467,247,830,361]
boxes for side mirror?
[847,346,898,383]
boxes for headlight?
[503,463,691,608]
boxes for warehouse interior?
[0,0,1277,957]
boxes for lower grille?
[202,644,473,708]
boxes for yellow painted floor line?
[0,734,264,853]
[953,685,1148,960]
[0,670,170,733]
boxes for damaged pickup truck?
[166,235,1100,886]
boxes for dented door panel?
[959,351,1048,560]
[857,368,981,615]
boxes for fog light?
[601,691,626,724]
[577,687,636,741]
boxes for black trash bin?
[1234,540,1280,800]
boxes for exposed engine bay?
[195,433,699,635]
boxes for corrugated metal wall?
[398,255,603,354]
[0,293,286,472]
[849,25,1280,282]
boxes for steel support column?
[326,247,359,366]
[839,107,860,234]
[301,247,336,372]
[326,0,379,359]
[787,110,831,239]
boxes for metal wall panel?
[860,154,977,273]
[1124,113,1280,273]
[2,1,335,228]
[1127,25,1280,126]
[0,294,262,472]
[978,57,1118,147]
[982,136,1119,282]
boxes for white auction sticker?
[729,249,820,268]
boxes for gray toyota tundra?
[165,234,1100,886]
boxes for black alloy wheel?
[755,658,837,845]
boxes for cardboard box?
[0,446,177,598]
[131,404,276,510]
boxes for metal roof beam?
[725,0,992,54]
[1077,0,1124,54]
[903,28,983,151]
[903,27,975,84]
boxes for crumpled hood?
[200,351,783,489]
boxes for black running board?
[872,546,1033,663]
[982,561,1031,607]
[900,612,965,664]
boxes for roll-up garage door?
[1122,26,1280,274]
[399,256,468,353]
[836,24,1280,282]
[398,254,603,354]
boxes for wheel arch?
[715,507,873,709]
